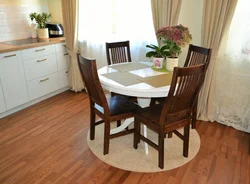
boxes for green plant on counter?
[29,12,52,29]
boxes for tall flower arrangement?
[156,24,192,58]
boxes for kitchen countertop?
[0,37,66,54]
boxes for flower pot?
[37,28,49,39]
[166,57,178,71]
[153,57,164,68]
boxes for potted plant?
[29,12,52,39]
[146,44,170,69]
[156,24,192,71]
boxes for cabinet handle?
[4,54,16,58]
[40,78,49,82]
[65,71,68,73]
[37,59,47,63]
[64,53,69,56]
[35,48,45,52]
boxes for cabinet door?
[58,69,69,88]
[57,52,69,71]
[0,51,28,110]
[0,80,6,113]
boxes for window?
[78,0,157,66]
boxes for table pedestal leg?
[110,97,151,155]
[137,97,151,155]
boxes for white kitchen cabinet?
[0,80,6,113]
[0,51,28,110]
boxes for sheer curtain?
[78,0,157,68]
[215,0,250,132]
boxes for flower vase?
[166,57,178,71]
[153,57,164,68]
[31,23,37,38]
[37,28,49,39]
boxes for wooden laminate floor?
[0,91,249,184]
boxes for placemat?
[101,72,142,86]
[140,73,173,88]
[109,63,150,72]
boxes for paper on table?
[101,72,142,86]
[109,63,150,72]
[139,73,173,88]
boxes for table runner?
[101,72,142,86]
[109,63,149,72]
[139,73,173,88]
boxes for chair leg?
[168,132,173,138]
[158,131,165,169]
[117,120,121,127]
[90,106,95,140]
[103,120,110,155]
[183,123,190,158]
[133,117,140,149]
[192,100,198,129]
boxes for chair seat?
[95,95,138,116]
[137,104,189,126]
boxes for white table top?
[98,62,171,98]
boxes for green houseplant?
[146,44,170,69]
[29,12,52,38]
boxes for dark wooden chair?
[134,64,207,169]
[77,54,139,155]
[106,41,132,65]
[106,41,137,118]
[150,44,212,129]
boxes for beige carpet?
[87,123,200,172]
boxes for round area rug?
[87,123,200,172]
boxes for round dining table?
[98,61,172,154]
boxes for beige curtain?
[198,0,238,121]
[61,0,84,92]
[151,0,183,31]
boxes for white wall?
[47,0,63,24]
[178,0,203,66]
[0,0,48,41]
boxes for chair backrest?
[106,41,132,65]
[160,64,206,123]
[77,54,109,113]
[184,44,212,68]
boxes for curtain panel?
[197,0,238,122]
[61,0,84,92]
[151,0,183,31]
[214,0,250,132]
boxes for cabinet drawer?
[22,45,56,60]
[57,51,69,71]
[24,54,57,81]
[56,42,67,53]
[58,69,69,89]
[27,73,59,101]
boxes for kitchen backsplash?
[0,4,48,41]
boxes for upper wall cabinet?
[0,51,28,110]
